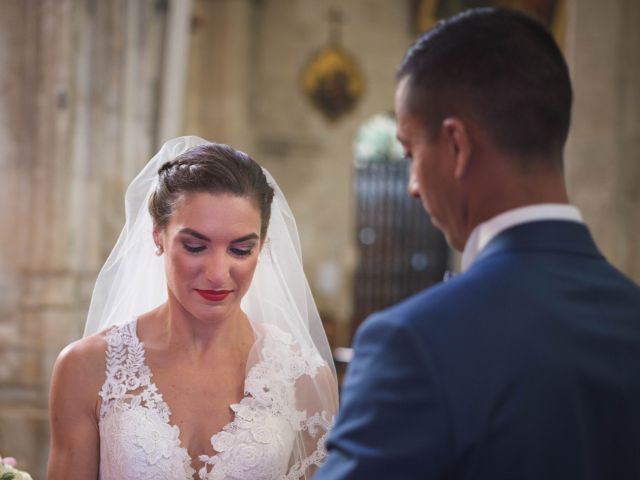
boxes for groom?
[315,7,640,480]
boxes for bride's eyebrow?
[178,229,259,244]
[231,233,259,244]
[179,228,210,241]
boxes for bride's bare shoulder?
[51,329,111,395]
[57,329,110,365]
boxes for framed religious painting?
[412,0,566,47]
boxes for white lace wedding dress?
[98,319,333,480]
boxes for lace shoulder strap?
[262,323,325,384]
[98,320,156,419]
[258,324,336,478]
[243,324,328,425]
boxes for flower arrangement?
[0,456,33,480]
[353,113,405,166]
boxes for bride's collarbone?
[146,348,247,387]
[148,351,246,400]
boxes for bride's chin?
[193,301,243,321]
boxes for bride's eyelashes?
[181,242,255,257]
[230,244,255,257]
[183,243,206,253]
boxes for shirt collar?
[460,204,583,272]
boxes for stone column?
[157,0,194,143]
[183,0,254,152]
[0,1,169,476]
[565,0,640,282]
[0,1,75,475]
[23,0,169,401]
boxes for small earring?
[155,245,163,256]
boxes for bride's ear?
[152,225,164,254]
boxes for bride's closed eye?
[230,245,255,257]
[183,243,206,253]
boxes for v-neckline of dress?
[131,317,253,479]
[99,318,310,480]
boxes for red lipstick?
[195,289,232,302]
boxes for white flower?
[211,430,235,452]
[108,332,124,347]
[353,113,405,165]
[110,365,126,382]
[0,461,33,480]
[232,402,257,422]
[230,443,262,471]
[114,383,127,397]
[245,376,273,404]
[0,457,33,480]
[125,374,141,390]
[288,357,306,379]
[250,422,272,444]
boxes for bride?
[47,137,338,479]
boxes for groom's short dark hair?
[398,7,572,167]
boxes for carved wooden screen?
[352,160,449,335]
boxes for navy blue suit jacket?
[315,221,640,479]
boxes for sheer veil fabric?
[85,136,338,478]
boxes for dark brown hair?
[398,7,572,167]
[148,143,274,239]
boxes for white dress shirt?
[461,204,584,272]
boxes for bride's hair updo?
[148,143,275,239]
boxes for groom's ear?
[442,117,472,181]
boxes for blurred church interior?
[0,0,638,476]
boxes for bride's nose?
[203,250,231,284]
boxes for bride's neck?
[151,302,252,359]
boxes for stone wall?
[564,0,640,283]
[0,1,167,476]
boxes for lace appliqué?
[99,321,194,479]
[98,321,333,480]
[198,324,333,480]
